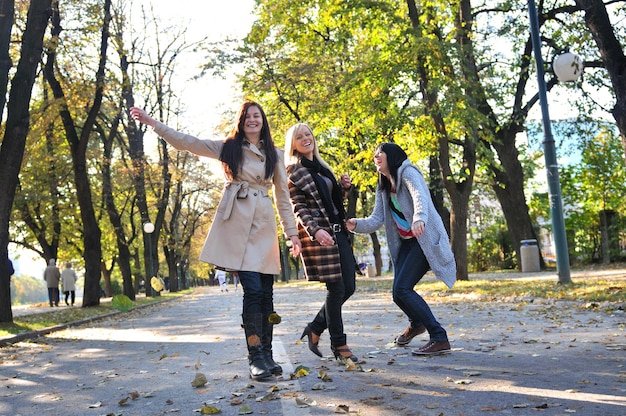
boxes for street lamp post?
[527,0,573,284]
[143,222,155,296]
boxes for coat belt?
[222,181,268,220]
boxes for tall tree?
[0,0,52,322]
[575,0,626,166]
[42,0,112,306]
[0,0,14,118]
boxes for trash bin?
[520,239,540,272]
[366,264,376,277]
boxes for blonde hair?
[284,123,332,171]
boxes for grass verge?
[0,290,189,339]
[281,271,626,303]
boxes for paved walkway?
[1,270,625,415]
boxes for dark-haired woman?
[346,143,455,355]
[130,102,301,380]
[284,123,358,363]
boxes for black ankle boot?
[248,345,272,380]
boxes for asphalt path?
[1,270,625,416]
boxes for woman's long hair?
[219,100,277,180]
[377,142,408,192]
[283,122,332,171]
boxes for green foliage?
[111,294,133,312]
[468,217,515,272]
[10,275,48,305]
[559,125,626,263]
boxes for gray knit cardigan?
[352,159,456,288]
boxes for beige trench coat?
[154,122,298,275]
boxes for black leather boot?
[262,312,283,375]
[242,314,272,381]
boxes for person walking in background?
[7,258,14,277]
[130,101,301,381]
[346,143,456,355]
[284,123,359,362]
[60,262,78,306]
[233,272,240,292]
[43,259,61,307]
[215,269,228,292]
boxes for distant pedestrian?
[7,258,14,277]
[346,143,456,355]
[43,259,61,307]
[60,262,78,306]
[233,272,240,291]
[215,269,228,292]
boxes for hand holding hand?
[314,229,334,246]
[129,107,157,128]
[289,235,302,257]
[340,174,351,189]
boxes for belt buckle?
[331,223,342,233]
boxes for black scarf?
[300,157,345,224]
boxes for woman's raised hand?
[129,107,157,128]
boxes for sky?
[133,0,257,135]
[10,0,257,278]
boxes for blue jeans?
[392,238,447,342]
[237,271,274,317]
[309,231,356,347]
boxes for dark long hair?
[219,100,277,180]
[376,142,408,192]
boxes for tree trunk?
[43,0,112,307]
[98,116,135,300]
[575,0,626,167]
[0,0,14,118]
[491,126,544,270]
[429,156,450,235]
[407,0,475,281]
[0,0,52,323]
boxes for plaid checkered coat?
[287,164,343,283]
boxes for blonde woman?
[284,123,358,362]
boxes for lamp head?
[143,222,155,233]
[553,51,583,82]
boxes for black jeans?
[309,231,356,347]
[48,287,59,307]
[64,290,75,305]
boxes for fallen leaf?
[318,370,332,382]
[334,404,350,413]
[295,397,316,407]
[200,405,221,414]
[237,404,253,414]
[293,365,310,378]
[191,372,208,388]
